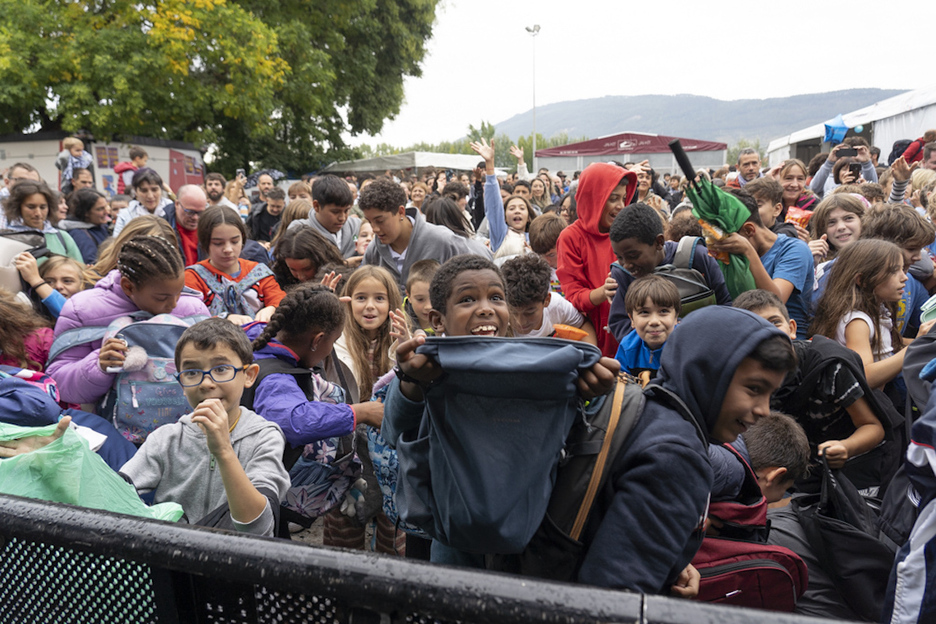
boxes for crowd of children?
[5,133,936,619]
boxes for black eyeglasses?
[174,364,247,387]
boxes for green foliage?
[726,139,766,165]
[0,0,439,176]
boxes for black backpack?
[653,236,717,317]
[486,373,645,579]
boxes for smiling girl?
[807,193,866,265]
[333,265,403,400]
[185,206,285,324]
[3,181,83,264]
[774,159,818,219]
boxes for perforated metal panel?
[0,536,158,624]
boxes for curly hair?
[358,177,406,213]
[251,283,345,353]
[117,235,185,285]
[0,289,50,369]
[272,225,345,287]
[501,254,551,308]
[429,255,503,315]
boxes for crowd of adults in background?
[3,129,936,621]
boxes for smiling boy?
[119,318,289,536]
[360,178,473,293]
[614,275,679,381]
[607,202,731,340]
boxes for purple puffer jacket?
[46,270,209,405]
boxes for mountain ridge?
[492,89,906,146]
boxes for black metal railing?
[0,494,853,624]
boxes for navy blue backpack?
[394,336,606,554]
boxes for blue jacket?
[614,330,664,376]
[58,220,110,264]
[577,306,788,593]
[607,240,733,341]
[243,322,355,447]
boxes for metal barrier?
[0,494,852,624]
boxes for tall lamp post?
[525,24,540,173]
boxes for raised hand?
[470,139,495,164]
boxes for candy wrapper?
[698,219,730,265]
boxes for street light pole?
[525,24,540,173]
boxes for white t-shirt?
[522,293,586,338]
[835,309,894,361]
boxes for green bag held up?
[687,180,757,300]
[0,422,183,522]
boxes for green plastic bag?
[0,422,183,522]
[687,180,757,299]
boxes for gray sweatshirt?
[363,207,475,291]
[120,407,289,536]
[289,213,361,259]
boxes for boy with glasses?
[119,318,289,536]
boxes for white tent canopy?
[320,151,485,174]
[767,85,936,165]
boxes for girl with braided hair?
[47,235,209,406]
[242,282,383,442]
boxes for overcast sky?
[351,0,927,148]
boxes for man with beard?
[205,173,237,210]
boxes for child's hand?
[669,563,700,599]
[395,333,443,391]
[590,272,618,306]
[191,398,233,457]
[577,357,620,401]
[793,223,811,244]
[353,400,384,429]
[226,314,254,326]
[808,235,829,263]
[917,319,936,338]
[320,271,344,291]
[891,156,918,183]
[0,416,71,457]
[389,308,411,343]
[254,306,276,323]
[509,145,524,163]
[13,252,41,285]
[99,338,128,372]
[709,232,754,257]
[818,441,848,469]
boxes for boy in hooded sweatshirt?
[577,306,796,593]
[555,162,637,357]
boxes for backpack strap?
[674,236,701,270]
[47,326,110,363]
[570,375,643,540]
[191,262,274,317]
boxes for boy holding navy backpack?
[385,254,797,594]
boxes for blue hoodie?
[243,322,355,446]
[577,306,788,592]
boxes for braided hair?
[252,283,345,352]
[117,235,185,285]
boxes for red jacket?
[113,161,138,194]
[903,137,927,164]
[556,163,637,357]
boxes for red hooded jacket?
[556,163,637,357]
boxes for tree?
[0,0,440,175]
